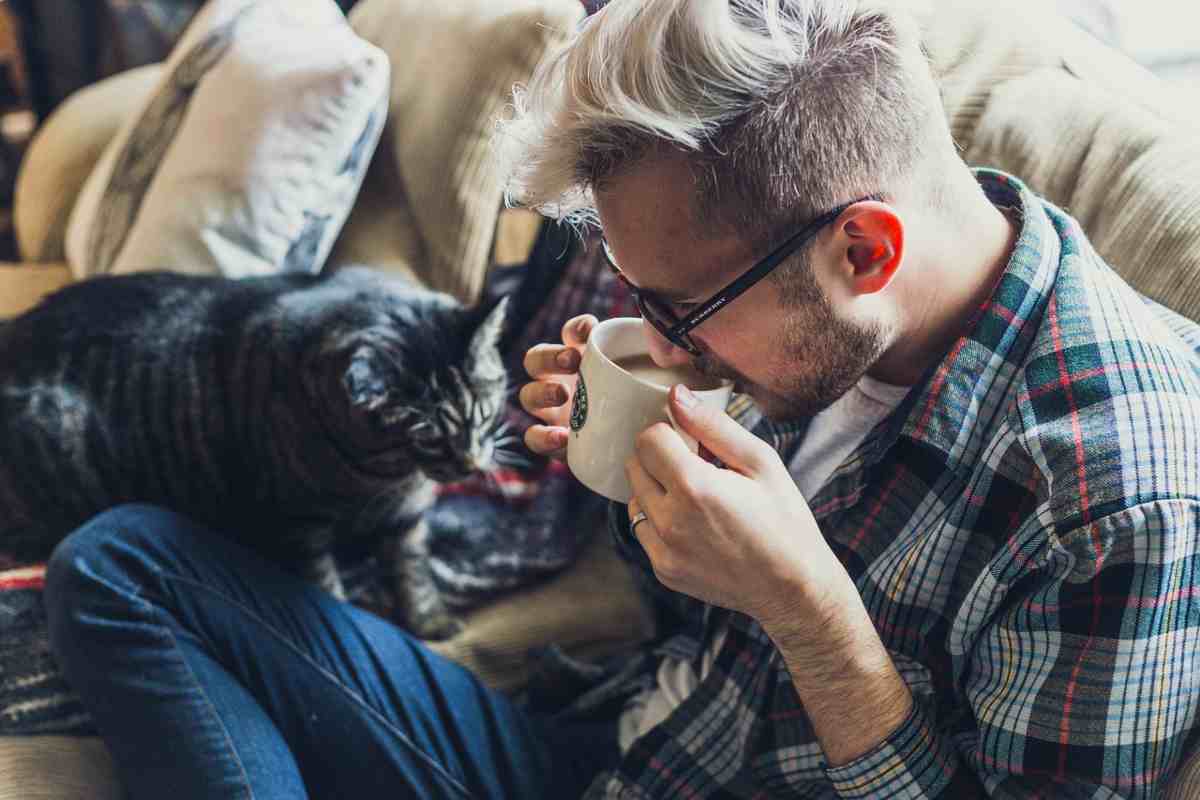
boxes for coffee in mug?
[567,318,733,503]
[610,354,722,391]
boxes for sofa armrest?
[0,263,73,319]
[0,736,121,800]
[13,65,162,264]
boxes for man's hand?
[518,314,598,460]
[626,384,913,766]
[624,383,848,629]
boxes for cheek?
[694,298,782,375]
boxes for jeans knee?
[44,504,184,629]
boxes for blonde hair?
[493,0,948,243]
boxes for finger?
[523,425,568,459]
[561,314,598,349]
[669,385,775,476]
[627,495,641,521]
[523,343,582,380]
[625,451,668,510]
[517,380,569,417]
[634,421,713,496]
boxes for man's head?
[495,0,963,420]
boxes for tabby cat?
[0,266,512,640]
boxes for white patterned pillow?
[64,0,389,279]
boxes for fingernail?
[552,429,569,448]
[675,385,698,408]
[557,350,578,369]
[546,384,564,404]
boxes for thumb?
[670,384,773,475]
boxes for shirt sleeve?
[824,700,985,797]
[827,501,1200,798]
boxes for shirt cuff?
[824,701,961,798]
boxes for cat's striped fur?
[0,266,510,639]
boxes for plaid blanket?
[0,227,638,736]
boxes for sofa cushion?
[0,736,120,800]
[63,0,389,279]
[965,69,1200,320]
[0,263,73,319]
[918,0,1200,321]
[333,0,583,303]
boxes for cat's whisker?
[493,448,534,470]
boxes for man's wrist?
[759,581,913,767]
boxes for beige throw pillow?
[64,0,390,279]
[340,0,583,303]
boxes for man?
[41,1,1200,798]
[509,0,1200,796]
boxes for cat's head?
[303,277,512,483]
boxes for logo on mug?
[569,373,588,432]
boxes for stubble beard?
[691,302,889,423]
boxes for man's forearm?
[759,584,913,767]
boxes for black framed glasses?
[602,197,875,356]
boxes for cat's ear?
[466,295,509,359]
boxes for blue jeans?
[43,504,619,799]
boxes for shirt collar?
[732,170,1063,479]
[863,169,1062,471]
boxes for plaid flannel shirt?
[583,171,1200,798]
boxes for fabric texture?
[7,0,363,121]
[0,736,121,800]
[575,172,1200,798]
[0,263,73,319]
[334,0,584,303]
[917,0,1200,321]
[13,66,162,264]
[43,506,620,799]
[62,0,390,280]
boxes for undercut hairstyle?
[494,0,951,270]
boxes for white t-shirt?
[617,375,911,753]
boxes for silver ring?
[629,511,649,534]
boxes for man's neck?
[868,182,1019,387]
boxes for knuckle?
[653,553,681,585]
[744,439,775,471]
[523,428,547,454]
[675,476,709,505]
[517,382,538,410]
[521,348,541,378]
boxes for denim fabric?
[43,504,617,799]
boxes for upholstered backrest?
[920,0,1200,321]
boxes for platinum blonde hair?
[494,0,948,245]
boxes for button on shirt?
[585,170,1200,798]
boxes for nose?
[642,319,694,368]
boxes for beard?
[692,292,889,423]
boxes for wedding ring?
[629,511,649,534]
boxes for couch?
[2,0,1200,797]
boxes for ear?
[836,201,904,296]
[466,295,510,361]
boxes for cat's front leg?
[380,518,462,641]
[276,520,347,601]
[300,550,347,601]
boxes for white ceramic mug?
[566,317,734,503]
